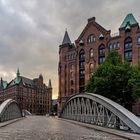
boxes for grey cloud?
[0,0,140,98]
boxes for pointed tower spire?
[48,79,52,89]
[17,68,20,77]
[15,68,21,84]
[62,29,71,45]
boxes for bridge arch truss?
[61,93,140,134]
[0,99,22,122]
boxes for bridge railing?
[0,99,22,122]
[60,93,140,134]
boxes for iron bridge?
[60,93,140,134]
[0,99,22,122]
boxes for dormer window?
[87,34,95,44]
[125,22,131,32]
[79,40,84,46]
[99,34,104,40]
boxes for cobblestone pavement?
[0,116,128,140]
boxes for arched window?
[89,49,94,58]
[79,49,85,92]
[124,37,132,50]
[87,34,95,44]
[98,44,105,64]
[89,63,94,73]
[79,49,85,60]
[124,37,132,62]
[79,49,85,69]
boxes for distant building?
[58,13,140,115]
[0,69,52,115]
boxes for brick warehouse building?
[0,69,52,115]
[58,13,140,115]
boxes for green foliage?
[86,50,134,110]
[129,65,140,100]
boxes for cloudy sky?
[0,0,140,99]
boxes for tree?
[86,50,133,110]
[129,65,140,100]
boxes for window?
[109,42,120,50]
[89,63,94,73]
[99,45,105,56]
[115,42,120,49]
[87,34,95,44]
[109,43,113,50]
[79,49,85,91]
[124,51,132,60]
[79,70,85,77]
[79,50,85,60]
[79,61,84,68]
[98,44,105,64]
[99,57,105,64]
[124,37,132,50]
[79,40,84,46]
[70,54,72,60]
[113,43,117,49]
[89,49,94,58]
[137,37,140,43]
[70,64,74,70]
[125,43,132,49]
[124,37,132,62]
[72,54,75,59]
[70,72,74,78]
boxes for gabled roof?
[76,17,109,43]
[21,76,34,86]
[120,13,138,28]
[62,30,71,45]
[2,72,50,90]
[8,77,21,87]
[8,76,34,87]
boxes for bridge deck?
[0,116,128,140]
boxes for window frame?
[87,34,95,44]
[89,49,94,58]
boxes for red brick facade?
[58,14,140,115]
[0,71,52,115]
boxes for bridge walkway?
[0,116,128,140]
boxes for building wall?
[0,77,52,115]
[58,15,140,114]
